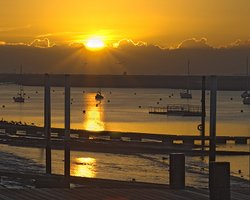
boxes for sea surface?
[0,84,249,188]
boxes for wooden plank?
[0,188,248,200]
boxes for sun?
[85,37,105,51]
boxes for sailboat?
[180,60,192,99]
[241,57,250,98]
[13,65,25,103]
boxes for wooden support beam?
[64,74,70,181]
[44,74,51,174]
[209,76,217,162]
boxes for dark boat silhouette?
[180,60,192,99]
[13,65,25,103]
[95,91,104,100]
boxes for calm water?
[0,84,249,188]
[0,84,250,136]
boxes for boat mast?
[187,59,190,93]
[247,56,249,91]
[19,65,23,96]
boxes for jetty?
[149,104,202,116]
[0,121,249,155]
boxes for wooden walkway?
[0,187,249,200]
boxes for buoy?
[197,124,203,131]
[241,110,243,113]
[134,92,136,95]
[82,110,86,114]
[2,105,5,108]
[107,100,110,103]
[157,102,159,104]
[110,91,112,94]
[96,104,98,107]
[83,91,85,93]
[172,93,174,96]
[238,170,241,174]
[230,98,233,100]
[159,98,162,101]
[169,96,171,98]
[139,106,141,108]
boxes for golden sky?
[1,0,250,47]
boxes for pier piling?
[44,74,51,174]
[209,162,230,200]
[64,75,71,182]
[209,76,217,162]
[169,153,185,189]
[201,76,206,149]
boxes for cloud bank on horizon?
[0,37,250,75]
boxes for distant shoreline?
[0,73,249,91]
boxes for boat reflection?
[83,93,105,132]
[71,157,96,178]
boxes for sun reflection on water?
[71,157,96,178]
[83,93,105,132]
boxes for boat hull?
[13,96,25,103]
[243,97,250,105]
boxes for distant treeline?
[0,74,249,91]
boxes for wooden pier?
[0,121,249,149]
[0,187,248,200]
[0,171,249,200]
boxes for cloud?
[29,38,53,48]
[224,39,250,49]
[177,38,212,49]
[113,39,147,48]
[0,41,6,45]
[0,37,250,75]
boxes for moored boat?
[95,91,104,100]
[243,97,250,105]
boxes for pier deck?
[0,187,249,200]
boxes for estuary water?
[0,84,249,188]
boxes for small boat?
[241,57,250,98]
[180,60,192,99]
[180,90,192,99]
[243,97,250,105]
[13,65,25,103]
[241,91,250,98]
[95,91,104,100]
[13,92,25,103]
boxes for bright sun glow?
[85,38,105,50]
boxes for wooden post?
[44,74,51,174]
[209,76,217,162]
[209,162,230,200]
[169,153,185,189]
[201,76,206,149]
[64,75,70,179]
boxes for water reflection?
[71,157,96,178]
[83,93,105,131]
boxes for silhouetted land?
[0,74,249,90]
